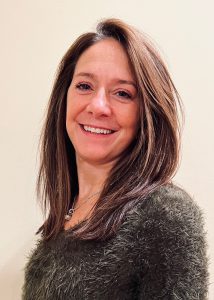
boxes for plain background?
[1,1,213,299]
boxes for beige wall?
[1,1,213,299]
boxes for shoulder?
[129,183,207,271]
[146,182,199,211]
[126,183,208,298]
[124,183,207,256]
[129,184,208,299]
[135,183,204,228]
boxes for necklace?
[65,191,101,221]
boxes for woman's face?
[66,38,139,166]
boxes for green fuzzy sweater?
[22,184,208,299]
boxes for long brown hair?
[37,18,183,240]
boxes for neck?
[76,157,114,199]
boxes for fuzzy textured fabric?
[22,184,208,299]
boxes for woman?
[23,18,208,299]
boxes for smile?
[81,125,114,135]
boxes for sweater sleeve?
[136,184,208,300]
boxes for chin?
[76,150,117,165]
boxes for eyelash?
[75,83,92,91]
[75,83,132,100]
[115,90,132,99]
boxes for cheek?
[117,105,139,132]
[66,91,81,121]
[66,105,73,133]
[131,103,140,128]
[66,95,77,135]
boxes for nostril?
[86,100,112,117]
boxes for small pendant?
[65,208,74,221]
[65,214,71,221]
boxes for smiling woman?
[22,18,208,299]
[66,38,139,166]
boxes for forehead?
[73,38,135,80]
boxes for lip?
[79,124,117,137]
[79,123,118,132]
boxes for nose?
[86,89,112,117]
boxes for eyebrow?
[75,72,137,89]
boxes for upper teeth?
[83,125,112,134]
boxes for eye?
[75,83,92,91]
[116,90,132,99]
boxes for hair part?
[37,18,183,240]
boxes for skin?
[65,38,139,228]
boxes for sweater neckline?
[63,218,88,234]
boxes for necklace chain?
[65,191,101,221]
